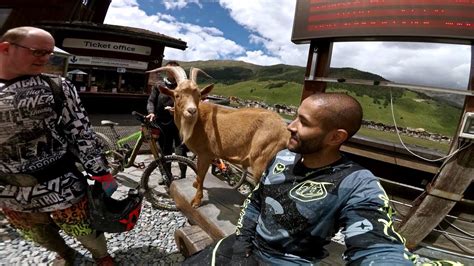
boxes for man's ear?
[0,42,10,54]
[327,129,348,146]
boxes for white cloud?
[163,0,202,10]
[235,50,281,66]
[218,0,309,66]
[332,42,471,89]
[105,0,244,62]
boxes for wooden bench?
[170,173,245,256]
[170,173,346,264]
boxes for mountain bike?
[95,111,197,210]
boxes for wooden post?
[300,40,333,101]
[397,45,474,249]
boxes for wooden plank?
[341,145,439,174]
[301,41,332,100]
[314,77,474,97]
[170,173,246,240]
[175,225,214,257]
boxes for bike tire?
[227,163,248,190]
[210,159,248,190]
[141,155,197,211]
[95,132,120,176]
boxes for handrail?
[311,77,474,96]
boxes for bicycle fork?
[156,157,173,188]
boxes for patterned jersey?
[235,149,412,264]
[0,75,109,212]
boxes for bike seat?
[101,120,119,126]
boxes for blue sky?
[137,0,256,50]
[104,0,471,90]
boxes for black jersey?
[236,149,411,264]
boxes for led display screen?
[292,0,474,44]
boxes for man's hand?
[145,113,156,121]
[91,173,118,197]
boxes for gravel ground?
[0,200,188,265]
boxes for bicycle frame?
[105,118,164,172]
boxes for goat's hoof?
[191,199,201,208]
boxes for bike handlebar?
[131,111,163,131]
[131,111,146,123]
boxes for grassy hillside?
[177,60,463,139]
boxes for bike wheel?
[210,159,247,190]
[226,163,248,190]
[141,155,197,211]
[95,132,120,176]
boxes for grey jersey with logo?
[235,149,410,264]
[0,75,109,212]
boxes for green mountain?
[174,60,462,137]
[178,60,387,84]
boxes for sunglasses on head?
[11,43,54,57]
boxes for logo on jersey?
[272,163,286,174]
[289,181,333,202]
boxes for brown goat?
[147,66,289,208]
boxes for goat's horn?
[190,67,212,83]
[146,66,187,84]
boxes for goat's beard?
[176,113,197,144]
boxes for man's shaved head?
[306,93,363,139]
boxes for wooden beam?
[301,40,332,101]
[398,45,474,249]
[341,145,439,174]
[314,77,474,97]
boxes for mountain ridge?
[173,59,462,108]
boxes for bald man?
[183,93,413,265]
[0,27,115,265]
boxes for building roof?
[38,21,187,50]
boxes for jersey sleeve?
[58,79,109,176]
[234,177,264,246]
[338,170,413,265]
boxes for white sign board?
[68,55,148,70]
[63,38,151,55]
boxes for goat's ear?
[158,85,174,98]
[200,84,214,98]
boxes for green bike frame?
[117,130,143,168]
[117,127,161,168]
